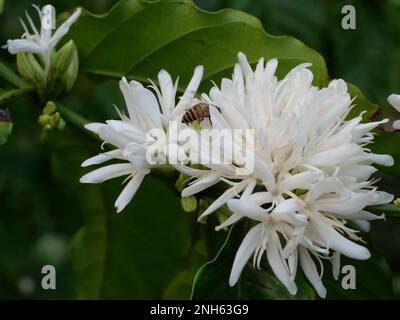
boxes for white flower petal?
[80,163,132,184]
[198,181,247,220]
[279,171,321,192]
[227,199,266,222]
[267,233,297,295]
[299,247,326,298]
[81,149,122,167]
[181,173,221,197]
[368,191,394,206]
[172,163,210,177]
[84,122,106,134]
[273,198,304,215]
[312,216,370,260]
[173,65,204,116]
[248,192,273,205]
[353,220,370,232]
[388,94,400,112]
[215,213,242,231]
[4,39,43,54]
[49,8,81,48]
[369,154,394,166]
[314,191,371,216]
[237,52,253,77]
[348,210,384,221]
[229,223,263,286]
[157,69,175,115]
[115,171,146,213]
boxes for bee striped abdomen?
[182,103,210,124]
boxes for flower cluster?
[80,67,203,212]
[80,53,394,297]
[3,4,81,74]
[3,5,81,97]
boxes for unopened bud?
[175,172,188,192]
[38,114,50,126]
[43,101,56,115]
[180,196,197,213]
[61,44,79,92]
[38,101,65,132]
[48,40,79,93]
[16,52,46,94]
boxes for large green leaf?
[191,223,315,300]
[67,0,329,90]
[324,248,396,300]
[49,129,191,299]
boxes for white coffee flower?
[183,52,393,297]
[3,4,81,74]
[388,94,400,129]
[80,66,203,212]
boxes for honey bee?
[181,102,221,125]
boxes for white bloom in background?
[3,4,81,74]
[184,52,394,297]
[388,94,400,129]
[80,66,203,212]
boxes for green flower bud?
[16,52,46,94]
[48,40,79,93]
[38,101,65,132]
[57,117,66,130]
[0,109,13,145]
[394,198,400,207]
[49,112,61,127]
[38,114,51,126]
[175,172,189,192]
[43,101,57,115]
[180,196,198,213]
[61,45,79,92]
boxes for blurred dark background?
[0,0,400,299]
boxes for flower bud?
[61,44,79,92]
[43,101,57,115]
[38,101,65,132]
[0,109,13,145]
[16,52,47,95]
[180,196,198,213]
[49,40,79,92]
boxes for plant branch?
[56,103,101,142]
[0,87,33,103]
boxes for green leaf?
[323,250,396,300]
[67,0,329,90]
[48,129,191,299]
[191,223,315,300]
[0,0,3,15]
